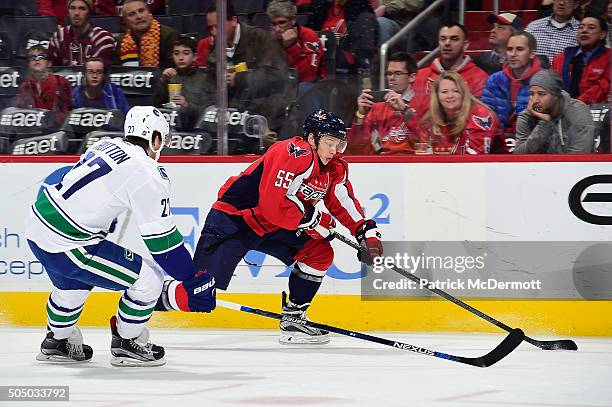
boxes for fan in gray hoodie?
[514,69,596,154]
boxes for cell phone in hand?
[369,90,389,103]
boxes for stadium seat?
[61,108,125,153]
[182,14,210,37]
[194,106,263,154]
[590,103,610,152]
[89,16,122,35]
[77,130,124,154]
[10,131,70,155]
[3,16,57,66]
[0,31,11,65]
[0,0,38,16]
[233,0,265,16]
[317,31,338,80]
[168,0,214,15]
[162,132,213,155]
[156,15,183,33]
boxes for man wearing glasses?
[16,46,73,126]
[72,57,130,114]
[526,0,580,62]
[348,52,422,154]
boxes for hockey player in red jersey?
[157,110,383,344]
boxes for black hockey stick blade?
[456,328,525,367]
[217,299,523,368]
[525,337,578,351]
[332,231,577,351]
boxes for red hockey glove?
[355,219,383,263]
[299,206,336,240]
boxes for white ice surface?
[0,328,611,407]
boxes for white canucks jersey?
[26,138,184,257]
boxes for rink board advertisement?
[1,156,612,335]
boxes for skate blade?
[110,356,166,367]
[279,331,330,345]
[36,352,91,364]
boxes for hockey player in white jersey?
[26,106,216,367]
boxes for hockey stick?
[217,299,524,368]
[333,231,578,351]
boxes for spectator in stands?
[48,0,116,67]
[552,15,610,104]
[540,0,610,20]
[38,0,115,25]
[413,23,489,114]
[375,0,423,46]
[306,0,378,72]
[16,45,73,126]
[116,0,178,69]
[72,57,130,114]
[419,71,503,155]
[266,0,325,88]
[514,69,595,153]
[526,0,580,62]
[481,31,544,133]
[473,13,522,75]
[347,52,421,154]
[153,38,212,129]
[198,2,290,135]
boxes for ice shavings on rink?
[0,328,611,407]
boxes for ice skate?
[36,327,93,363]
[110,316,165,367]
[279,292,330,345]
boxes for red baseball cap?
[488,13,522,30]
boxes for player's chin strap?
[149,140,163,161]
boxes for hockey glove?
[355,219,383,264]
[299,206,336,240]
[154,272,216,313]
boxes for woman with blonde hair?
[419,71,504,154]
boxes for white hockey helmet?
[124,106,171,155]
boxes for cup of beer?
[168,83,182,100]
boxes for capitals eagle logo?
[288,142,310,158]
[473,114,493,130]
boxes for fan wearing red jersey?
[157,110,383,344]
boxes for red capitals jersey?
[285,26,326,82]
[419,103,504,154]
[48,25,116,67]
[347,96,422,154]
[212,137,366,236]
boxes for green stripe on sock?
[34,192,92,240]
[71,249,137,285]
[119,298,155,318]
[143,228,184,254]
[46,304,82,323]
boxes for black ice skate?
[279,292,330,345]
[109,316,165,367]
[36,327,93,363]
